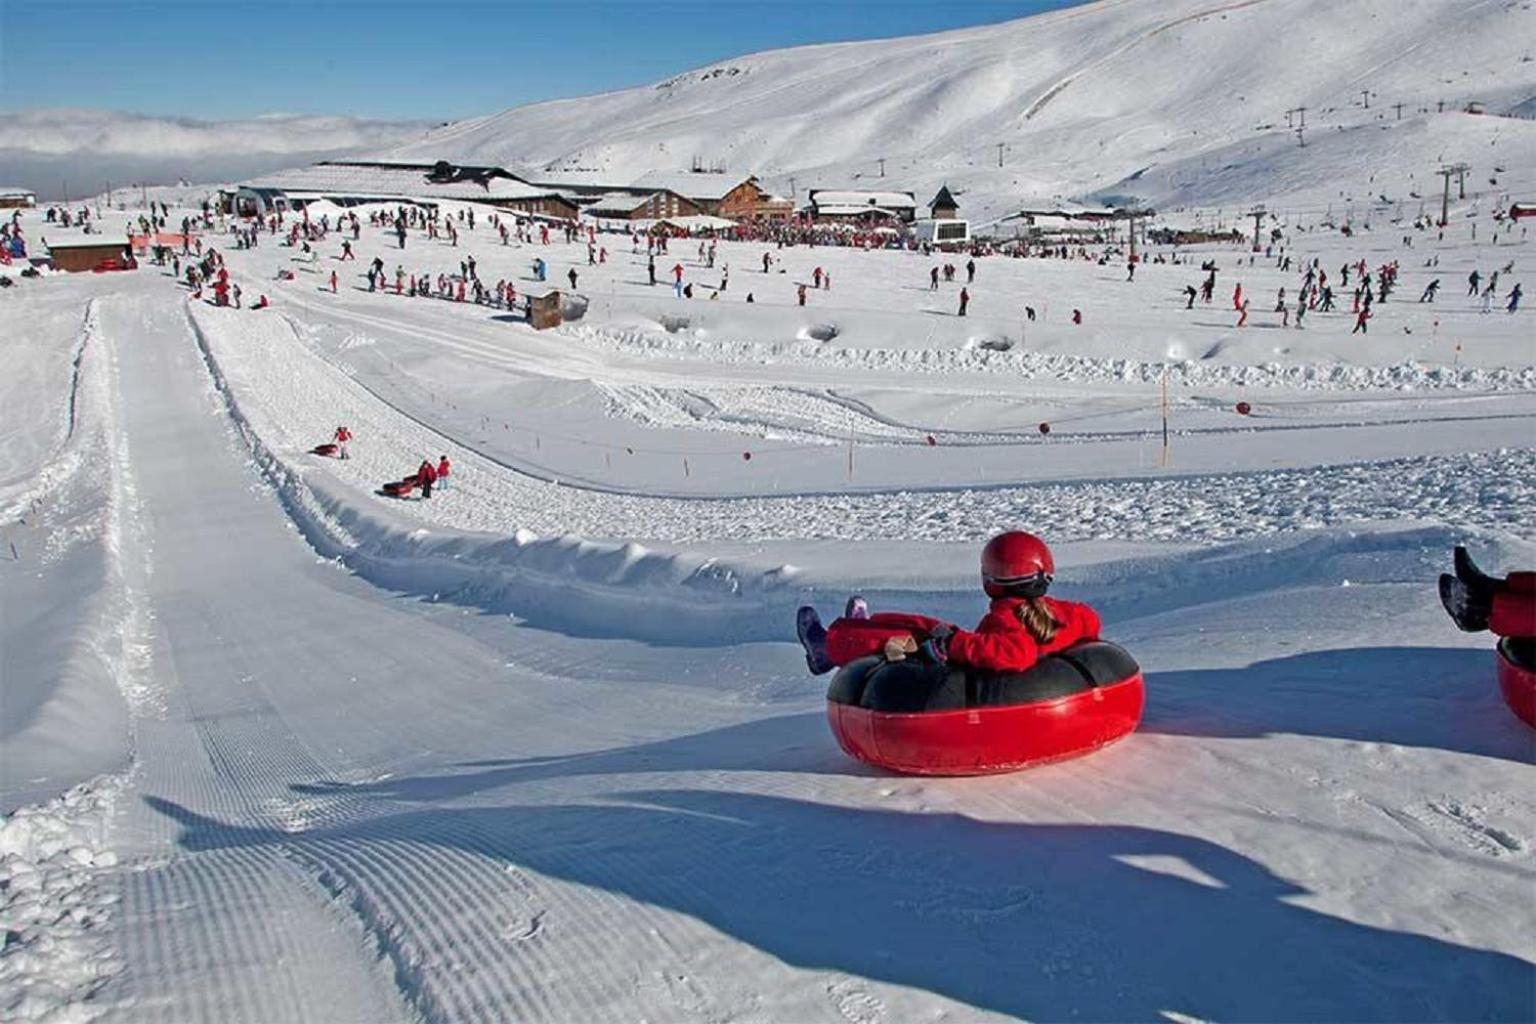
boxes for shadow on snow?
[147,783,1532,1022]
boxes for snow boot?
[1439,574,1492,633]
[844,595,870,620]
[796,606,834,675]
[1454,545,1497,590]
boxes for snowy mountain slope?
[381,0,1536,220]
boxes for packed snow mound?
[379,0,1536,220]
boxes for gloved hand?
[920,623,955,663]
[883,634,919,662]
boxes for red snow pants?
[1492,572,1536,639]
[826,612,947,667]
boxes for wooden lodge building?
[527,170,792,223]
[234,161,579,220]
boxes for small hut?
[527,290,563,330]
[928,184,959,220]
[47,237,132,272]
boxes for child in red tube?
[795,531,1101,675]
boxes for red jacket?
[417,461,437,483]
[946,596,1101,672]
[436,458,451,478]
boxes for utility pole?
[877,157,885,178]
[1392,101,1405,120]
[1295,125,1306,148]
[996,142,1005,168]
[1360,89,1373,109]
[1455,164,1469,199]
[1249,205,1266,251]
[1285,106,1307,129]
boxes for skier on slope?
[1352,306,1371,334]
[795,532,1102,675]
[435,455,452,492]
[334,426,352,460]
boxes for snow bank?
[1,298,143,811]
[0,776,125,1023]
[572,321,1536,393]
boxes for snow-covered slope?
[381,0,1536,221]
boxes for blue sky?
[1,0,1086,121]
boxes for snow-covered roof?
[245,162,553,204]
[45,235,129,248]
[628,170,750,201]
[0,187,35,197]
[809,189,916,210]
[526,169,752,201]
[584,192,655,214]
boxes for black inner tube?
[1502,636,1536,672]
[827,641,1140,714]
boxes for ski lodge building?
[232,161,579,221]
[526,170,792,223]
[0,187,36,209]
[579,189,704,221]
[805,189,918,225]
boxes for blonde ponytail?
[1017,597,1059,643]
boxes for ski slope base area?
[2,206,1534,1023]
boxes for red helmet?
[981,531,1054,598]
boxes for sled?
[1497,638,1536,729]
[381,475,418,498]
[826,641,1144,775]
[310,443,339,457]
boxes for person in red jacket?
[415,457,437,499]
[435,455,451,492]
[333,425,352,460]
[795,531,1100,675]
